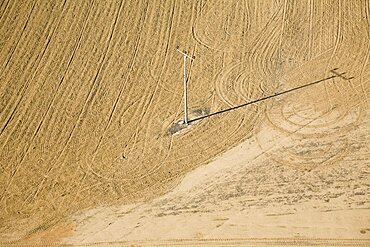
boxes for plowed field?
[0,0,369,244]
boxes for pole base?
[178,120,188,125]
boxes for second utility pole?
[176,46,195,124]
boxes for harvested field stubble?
[0,0,369,244]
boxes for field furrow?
[0,0,368,244]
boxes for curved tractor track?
[0,0,369,243]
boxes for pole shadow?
[188,70,352,124]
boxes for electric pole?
[176,46,195,124]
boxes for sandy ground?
[62,104,370,245]
[0,0,369,245]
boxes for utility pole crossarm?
[176,47,195,60]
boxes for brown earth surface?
[0,0,369,245]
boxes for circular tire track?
[193,0,250,52]
[257,80,362,170]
